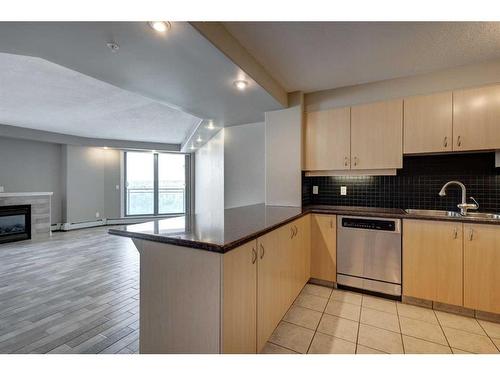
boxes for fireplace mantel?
[0,192,53,197]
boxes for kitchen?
[111,76,500,354]
[1,2,500,374]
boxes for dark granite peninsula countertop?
[109,204,500,253]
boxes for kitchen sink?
[405,209,461,217]
[463,212,500,220]
[405,209,500,220]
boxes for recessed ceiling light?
[233,80,248,91]
[196,136,202,143]
[148,21,171,33]
[190,144,196,150]
[206,120,215,130]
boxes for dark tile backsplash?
[302,152,500,212]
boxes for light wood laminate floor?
[0,227,139,354]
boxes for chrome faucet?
[438,181,479,216]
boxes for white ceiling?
[0,22,282,145]
[224,22,500,93]
[0,53,200,143]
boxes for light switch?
[340,186,347,195]
[0,186,4,193]
[312,186,319,195]
[96,212,100,218]
[115,185,120,190]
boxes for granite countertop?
[109,204,500,253]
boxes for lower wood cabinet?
[403,219,463,306]
[222,216,311,354]
[464,223,500,314]
[222,240,257,354]
[310,214,336,282]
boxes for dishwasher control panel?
[341,217,397,231]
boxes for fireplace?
[0,205,31,244]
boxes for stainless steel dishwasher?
[337,216,402,296]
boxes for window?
[125,151,188,216]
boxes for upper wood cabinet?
[403,219,463,306]
[222,241,257,354]
[351,99,403,170]
[404,92,453,154]
[464,223,500,314]
[310,214,336,282]
[453,85,500,151]
[304,108,351,170]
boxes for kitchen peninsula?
[110,203,500,354]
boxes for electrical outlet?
[115,185,120,190]
[0,186,4,193]
[340,186,347,196]
[312,185,319,195]
[96,212,100,218]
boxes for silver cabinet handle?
[453,227,458,239]
[344,156,349,167]
[469,228,474,241]
[443,136,448,148]
[353,156,358,166]
[260,243,265,259]
[457,136,462,147]
[251,247,257,264]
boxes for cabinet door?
[403,220,463,306]
[464,224,500,313]
[404,92,453,154]
[310,214,336,282]
[257,228,283,352]
[222,241,257,353]
[304,108,351,171]
[351,99,403,170]
[289,216,311,296]
[453,85,500,151]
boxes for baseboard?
[53,215,180,232]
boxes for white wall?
[224,122,265,209]
[0,137,63,224]
[265,105,302,207]
[195,129,225,231]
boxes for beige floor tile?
[302,283,332,299]
[435,311,485,335]
[330,289,362,306]
[324,300,361,321]
[399,316,448,345]
[478,320,500,339]
[260,342,297,354]
[294,293,328,312]
[357,323,404,354]
[283,305,322,330]
[492,337,500,351]
[396,303,438,324]
[316,313,359,343]
[402,335,452,354]
[442,326,499,354]
[362,296,397,314]
[308,332,356,354]
[356,345,387,354]
[361,307,400,333]
[452,347,473,354]
[269,321,315,354]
